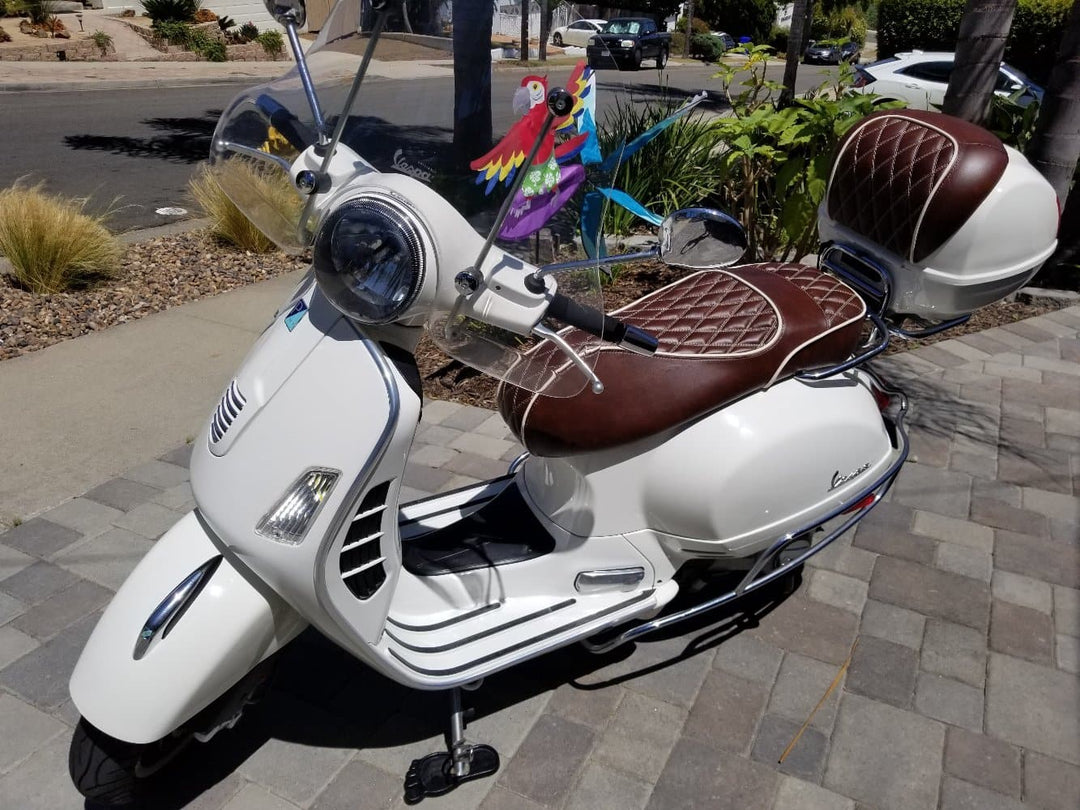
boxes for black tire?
[553,33,563,46]
[69,720,140,806]
[69,719,194,806]
[631,47,642,69]
[656,47,668,69]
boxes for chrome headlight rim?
[312,193,427,325]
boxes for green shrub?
[690,33,727,62]
[196,35,227,61]
[674,15,711,35]
[0,183,122,294]
[236,20,258,42]
[153,19,194,45]
[1006,0,1071,85]
[710,50,895,260]
[877,0,964,57]
[878,0,1069,84]
[142,0,200,24]
[769,25,789,54]
[26,0,55,25]
[256,28,284,57]
[90,29,113,54]
[699,0,776,43]
[812,4,867,43]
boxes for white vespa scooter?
[67,0,1060,804]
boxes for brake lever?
[532,324,605,395]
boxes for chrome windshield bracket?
[215,140,293,173]
[532,323,604,394]
[282,19,328,143]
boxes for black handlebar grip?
[547,294,659,356]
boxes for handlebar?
[546,293,659,356]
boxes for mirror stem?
[283,19,328,143]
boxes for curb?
[0,75,288,93]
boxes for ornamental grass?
[0,183,122,294]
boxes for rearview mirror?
[659,208,747,269]
[263,0,306,27]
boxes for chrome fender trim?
[70,511,307,744]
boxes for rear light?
[843,493,877,514]
[852,68,874,88]
[872,386,892,412]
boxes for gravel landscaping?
[0,229,306,361]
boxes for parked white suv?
[853,51,1044,110]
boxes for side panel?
[523,372,895,557]
[70,512,307,744]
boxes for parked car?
[852,51,1044,110]
[803,39,860,65]
[550,19,606,48]
[586,17,671,70]
[709,31,736,52]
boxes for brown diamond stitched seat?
[498,263,867,458]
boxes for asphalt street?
[1,62,836,232]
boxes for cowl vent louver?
[210,381,246,444]
[340,481,391,600]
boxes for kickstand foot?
[403,688,499,805]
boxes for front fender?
[70,511,307,744]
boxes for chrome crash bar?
[582,370,909,655]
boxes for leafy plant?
[90,29,113,55]
[709,49,896,260]
[0,25,9,43]
[142,0,200,25]
[188,162,298,253]
[26,0,55,26]
[594,93,726,237]
[236,20,258,42]
[153,19,193,46]
[987,94,1041,152]
[0,182,122,294]
[216,14,235,31]
[194,33,226,61]
[690,33,727,62]
[255,28,283,56]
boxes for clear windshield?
[210,0,681,396]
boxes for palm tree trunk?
[452,0,493,169]
[943,0,1017,124]
[520,0,529,64]
[1030,0,1080,286]
[779,0,810,108]
[539,0,549,61]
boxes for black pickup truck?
[586,18,671,70]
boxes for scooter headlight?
[313,196,426,324]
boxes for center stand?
[403,686,499,804]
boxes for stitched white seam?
[764,295,869,388]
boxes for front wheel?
[631,47,642,69]
[656,47,668,69]
[553,33,563,46]
[69,719,192,806]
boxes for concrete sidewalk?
[0,271,1078,810]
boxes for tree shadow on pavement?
[63,111,223,164]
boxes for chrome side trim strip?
[314,332,401,634]
[134,556,223,660]
[387,602,502,632]
[386,599,576,653]
[388,590,655,677]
